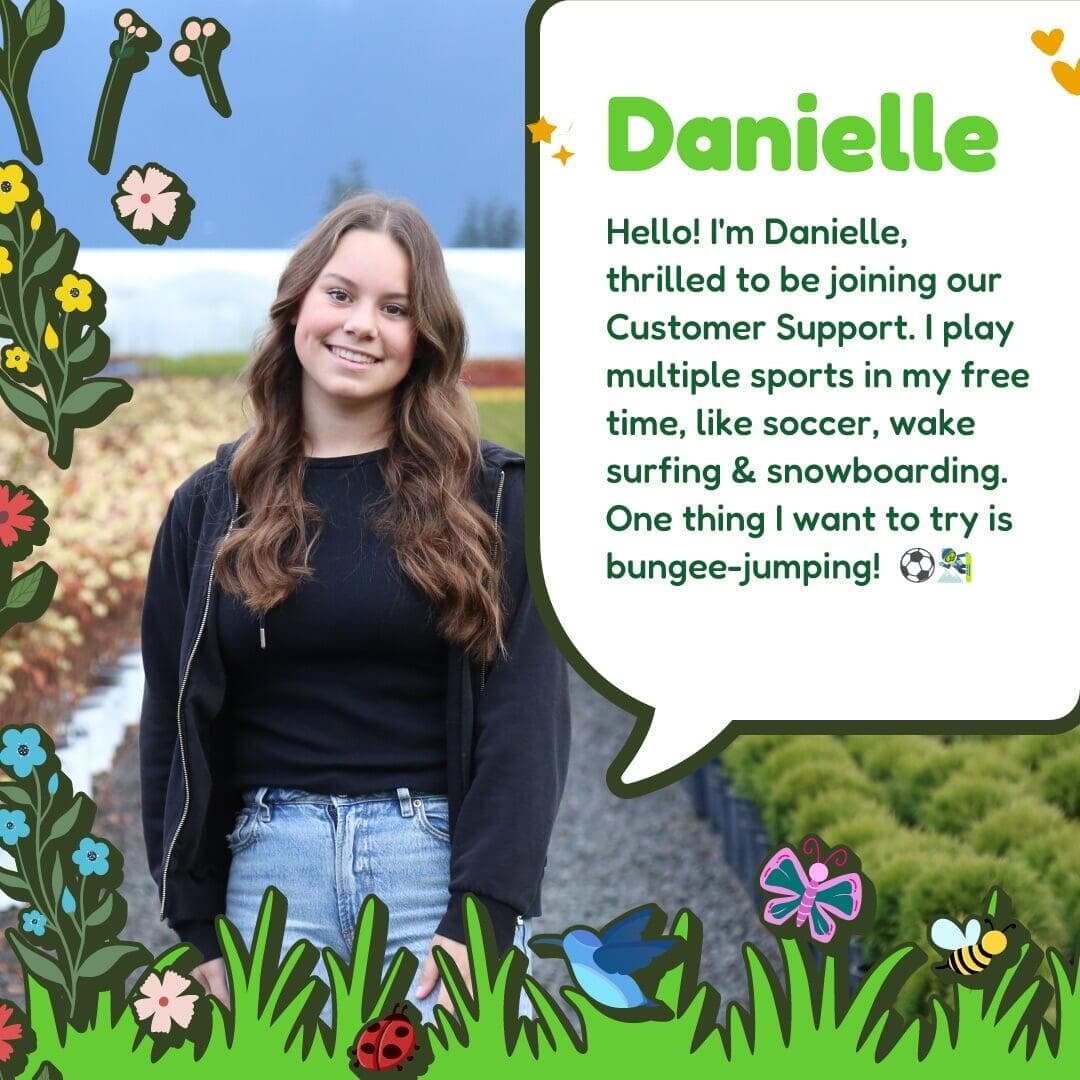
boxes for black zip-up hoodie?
[139,435,570,961]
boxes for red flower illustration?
[0,485,36,548]
[0,1001,23,1062]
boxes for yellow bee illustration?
[930,916,1015,976]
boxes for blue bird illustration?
[530,907,680,1011]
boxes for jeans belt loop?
[254,785,271,823]
[396,787,414,817]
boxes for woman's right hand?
[191,958,231,1008]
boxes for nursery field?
[2,375,525,727]
[4,370,1076,1024]
[719,731,1080,1013]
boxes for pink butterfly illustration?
[760,836,863,944]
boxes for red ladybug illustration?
[351,1005,417,1073]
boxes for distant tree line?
[324,161,521,247]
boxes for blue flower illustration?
[72,836,111,877]
[21,909,46,936]
[0,727,47,778]
[0,809,29,845]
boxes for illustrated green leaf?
[33,288,45,338]
[78,941,148,980]
[0,784,33,808]
[7,932,68,988]
[44,792,87,847]
[66,328,97,369]
[0,222,14,243]
[30,230,64,279]
[0,868,30,898]
[60,377,130,418]
[32,1061,62,1080]
[0,377,49,427]
[24,0,51,38]
[3,563,47,611]
[83,892,115,929]
[49,851,62,899]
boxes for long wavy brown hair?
[215,194,505,662]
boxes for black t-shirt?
[217,449,448,795]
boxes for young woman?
[139,194,570,1023]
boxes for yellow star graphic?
[552,145,574,166]
[527,116,557,143]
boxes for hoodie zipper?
[478,468,506,693]
[159,493,239,920]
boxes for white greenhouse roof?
[77,249,524,360]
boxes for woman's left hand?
[416,934,471,1014]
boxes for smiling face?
[292,228,417,449]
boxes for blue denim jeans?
[224,786,531,1026]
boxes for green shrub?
[719,734,798,797]
[787,789,884,838]
[1046,843,1080,934]
[866,846,937,957]
[1012,729,1080,769]
[852,735,945,781]
[922,776,1029,833]
[883,741,963,825]
[943,742,1030,786]
[822,810,907,864]
[969,796,1070,875]
[760,759,877,836]
[739,736,857,805]
[898,853,1066,958]
[1039,745,1080,819]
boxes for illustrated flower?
[0,246,11,275]
[72,835,111,876]
[3,346,29,374]
[113,166,179,231]
[29,209,41,232]
[0,727,47,777]
[133,970,198,1033]
[0,1001,24,1063]
[43,323,58,350]
[20,910,46,937]
[0,810,29,846]
[54,273,93,314]
[0,164,29,215]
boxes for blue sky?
[12,0,532,246]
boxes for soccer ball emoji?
[900,547,935,583]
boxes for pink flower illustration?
[114,166,179,231]
[132,970,198,1033]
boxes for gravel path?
[0,669,778,1014]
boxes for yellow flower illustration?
[44,323,58,350]
[55,273,93,314]
[4,346,30,374]
[30,209,41,231]
[0,164,29,214]
[0,246,11,275]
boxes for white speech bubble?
[535,0,1080,790]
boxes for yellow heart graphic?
[1032,28,1064,55]
[1052,59,1080,94]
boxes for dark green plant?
[0,0,64,164]
[169,16,231,118]
[87,10,161,175]
[0,723,150,1029]
[0,161,131,467]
